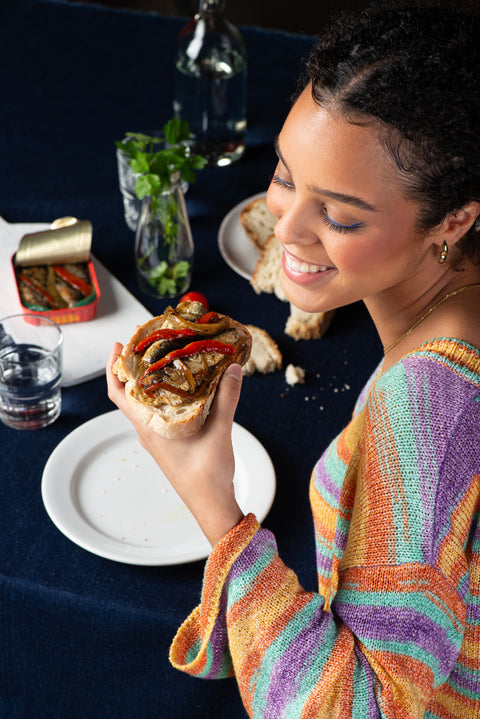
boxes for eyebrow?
[273,137,379,213]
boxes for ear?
[432,201,480,249]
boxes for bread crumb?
[285,364,305,386]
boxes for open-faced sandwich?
[113,292,252,439]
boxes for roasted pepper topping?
[168,306,230,336]
[53,265,93,297]
[197,311,219,324]
[134,328,198,354]
[18,272,56,307]
[140,339,236,385]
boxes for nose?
[270,196,319,247]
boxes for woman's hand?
[106,343,245,547]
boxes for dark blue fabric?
[0,2,382,717]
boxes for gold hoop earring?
[438,241,448,264]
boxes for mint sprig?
[116,119,206,206]
[146,260,191,296]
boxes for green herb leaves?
[116,119,206,201]
[147,260,191,296]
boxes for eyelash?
[321,214,363,235]
[271,173,364,235]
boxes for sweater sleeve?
[170,351,480,718]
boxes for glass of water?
[0,314,63,430]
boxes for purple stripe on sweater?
[203,583,231,678]
[226,528,276,583]
[313,463,342,504]
[316,545,333,573]
[467,599,480,623]
[354,644,382,718]
[449,663,480,693]
[262,602,333,717]
[334,600,458,679]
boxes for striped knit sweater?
[170,338,480,718]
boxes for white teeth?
[285,253,329,274]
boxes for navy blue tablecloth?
[0,2,382,717]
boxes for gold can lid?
[15,218,92,266]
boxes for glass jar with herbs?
[116,119,205,298]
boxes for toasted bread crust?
[113,307,251,438]
[240,197,277,251]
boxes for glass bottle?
[134,176,194,298]
[173,0,247,168]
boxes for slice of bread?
[242,325,282,376]
[240,197,277,251]
[250,234,287,301]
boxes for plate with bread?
[219,194,334,342]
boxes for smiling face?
[266,86,441,316]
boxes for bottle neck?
[198,0,226,15]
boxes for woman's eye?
[321,210,363,234]
[271,173,295,191]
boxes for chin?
[280,274,334,314]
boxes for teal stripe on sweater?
[369,366,429,563]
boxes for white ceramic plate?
[41,410,276,565]
[218,192,266,279]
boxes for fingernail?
[225,363,243,381]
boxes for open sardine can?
[11,217,101,325]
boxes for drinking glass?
[0,314,63,430]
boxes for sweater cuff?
[169,513,260,677]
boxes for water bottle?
[173,0,247,168]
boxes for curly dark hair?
[302,1,480,262]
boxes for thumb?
[209,363,243,427]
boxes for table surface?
[0,2,382,717]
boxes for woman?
[107,3,480,716]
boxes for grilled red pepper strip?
[140,339,236,384]
[134,328,197,354]
[18,273,56,307]
[197,311,219,324]
[53,266,93,296]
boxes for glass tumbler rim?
[0,313,63,354]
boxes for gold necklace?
[383,283,480,354]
